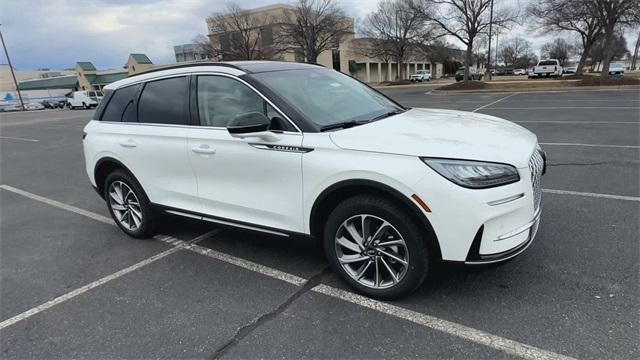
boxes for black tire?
[104,169,156,238]
[323,195,430,299]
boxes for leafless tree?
[278,0,352,63]
[593,0,640,75]
[361,0,432,80]
[541,38,574,66]
[204,3,281,61]
[587,32,629,70]
[415,0,517,82]
[193,34,219,59]
[528,0,603,75]
[499,37,531,67]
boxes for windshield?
[251,69,403,128]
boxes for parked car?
[84,61,545,298]
[513,69,526,76]
[24,102,45,111]
[531,59,563,78]
[608,63,625,75]
[409,69,432,82]
[455,67,483,81]
[42,99,66,109]
[67,90,104,109]
[564,66,577,74]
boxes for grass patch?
[577,75,640,86]
[437,81,489,91]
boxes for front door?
[186,74,305,234]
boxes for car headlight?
[421,158,520,189]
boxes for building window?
[261,26,273,47]
[332,50,341,71]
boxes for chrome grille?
[529,149,544,211]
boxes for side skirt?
[151,203,311,240]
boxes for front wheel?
[104,170,156,238]
[323,195,430,299]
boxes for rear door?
[99,76,200,213]
[186,74,305,233]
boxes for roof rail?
[127,61,246,78]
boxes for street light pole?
[0,26,25,111]
[486,0,494,80]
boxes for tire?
[323,195,430,299]
[104,169,156,238]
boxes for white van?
[67,90,104,109]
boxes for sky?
[0,0,636,71]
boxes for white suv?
[409,69,432,82]
[83,61,545,298]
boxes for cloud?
[0,0,636,70]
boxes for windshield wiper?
[320,119,371,132]
[319,109,407,132]
[369,109,407,122]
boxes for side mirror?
[227,112,279,142]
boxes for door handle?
[192,144,216,155]
[119,139,137,148]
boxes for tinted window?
[101,85,138,122]
[539,60,557,66]
[138,77,188,125]
[197,76,290,130]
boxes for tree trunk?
[600,25,616,76]
[575,39,594,76]
[464,42,473,82]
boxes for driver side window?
[196,75,291,130]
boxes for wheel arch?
[94,157,138,199]
[309,179,442,260]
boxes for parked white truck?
[67,90,103,109]
[530,59,563,78]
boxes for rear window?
[538,60,557,66]
[101,85,138,122]
[137,77,188,125]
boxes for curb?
[430,85,640,95]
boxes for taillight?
[554,66,557,71]
[82,131,87,140]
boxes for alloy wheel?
[108,181,143,231]
[334,214,409,289]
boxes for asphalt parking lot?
[1,88,638,359]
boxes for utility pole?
[486,0,494,80]
[0,26,25,111]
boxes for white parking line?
[0,242,180,330]
[543,189,639,202]
[0,184,114,224]
[540,142,640,149]
[0,184,577,359]
[480,106,639,110]
[472,93,519,112]
[515,121,638,124]
[0,136,40,142]
[313,285,574,360]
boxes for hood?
[329,108,537,168]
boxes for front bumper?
[465,206,541,264]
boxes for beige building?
[206,3,443,83]
[0,65,74,92]
[14,54,153,92]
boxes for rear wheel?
[104,170,156,238]
[323,195,430,299]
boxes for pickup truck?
[409,69,432,82]
[531,59,563,78]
